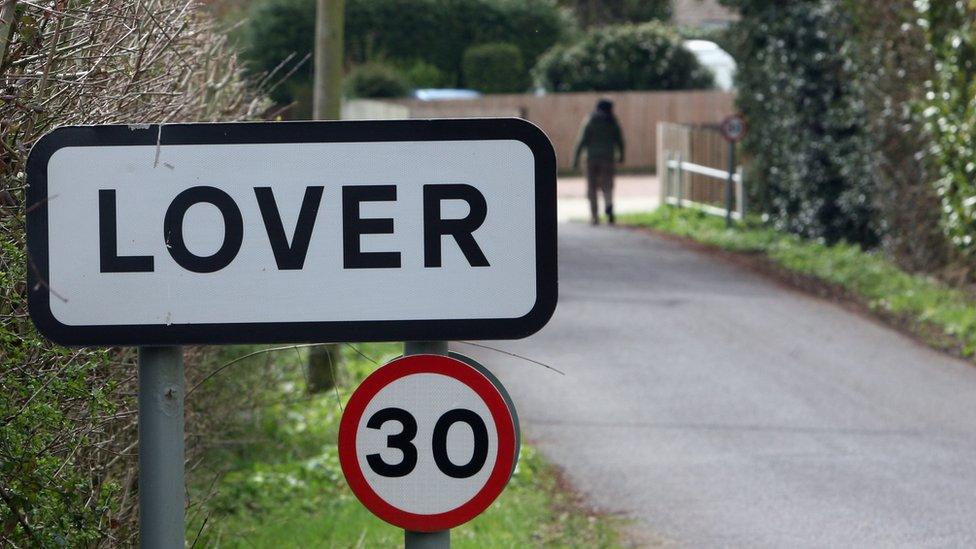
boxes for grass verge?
[186,343,621,548]
[620,207,976,357]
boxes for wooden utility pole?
[0,1,18,68]
[313,0,344,120]
[308,0,345,393]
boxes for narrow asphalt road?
[466,222,976,547]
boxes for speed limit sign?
[338,354,518,531]
[720,114,748,142]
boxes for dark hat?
[596,98,613,113]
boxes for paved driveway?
[465,222,976,547]
[556,174,659,222]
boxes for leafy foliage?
[720,0,878,246]
[344,62,412,98]
[402,60,449,89]
[533,21,715,92]
[844,0,950,273]
[239,0,316,105]
[1,1,266,546]
[241,0,572,105]
[346,0,570,87]
[462,42,527,93]
[917,1,976,259]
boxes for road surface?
[556,174,659,222]
[466,222,976,547]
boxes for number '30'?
[365,407,489,479]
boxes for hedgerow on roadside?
[917,1,976,261]
[719,0,878,247]
[240,0,572,105]
[533,21,715,92]
[622,208,976,357]
[0,1,267,545]
[720,0,976,279]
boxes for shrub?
[349,0,571,87]
[917,2,976,261]
[846,0,950,272]
[720,1,878,246]
[240,0,571,104]
[241,0,316,105]
[345,63,412,98]
[402,61,448,89]
[462,43,527,93]
[1,1,267,546]
[532,21,715,92]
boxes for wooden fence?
[344,90,735,171]
[658,121,744,218]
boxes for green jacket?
[573,112,625,166]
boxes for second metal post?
[726,140,736,228]
[402,340,450,549]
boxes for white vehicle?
[683,39,737,91]
[412,88,482,101]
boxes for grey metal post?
[138,346,185,549]
[665,151,673,205]
[675,152,684,208]
[405,530,450,549]
[725,140,736,228]
[402,341,450,549]
[735,165,746,219]
[404,340,449,357]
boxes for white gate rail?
[657,122,745,222]
[663,154,744,220]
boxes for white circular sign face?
[338,354,517,532]
[357,373,499,514]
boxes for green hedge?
[242,0,572,104]
[240,0,316,105]
[348,0,572,87]
[402,61,448,89]
[720,0,976,270]
[720,0,878,247]
[532,21,714,92]
[344,62,412,98]
[462,42,527,93]
[917,2,976,258]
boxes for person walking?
[573,99,625,225]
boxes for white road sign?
[26,120,557,345]
[338,353,518,531]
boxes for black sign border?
[26,118,557,346]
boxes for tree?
[308,0,345,393]
[462,43,527,93]
[533,21,714,92]
[242,0,571,105]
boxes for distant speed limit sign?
[338,354,518,531]
[720,114,748,142]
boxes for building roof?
[672,0,738,28]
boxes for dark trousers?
[587,159,615,221]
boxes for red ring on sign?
[338,354,517,532]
